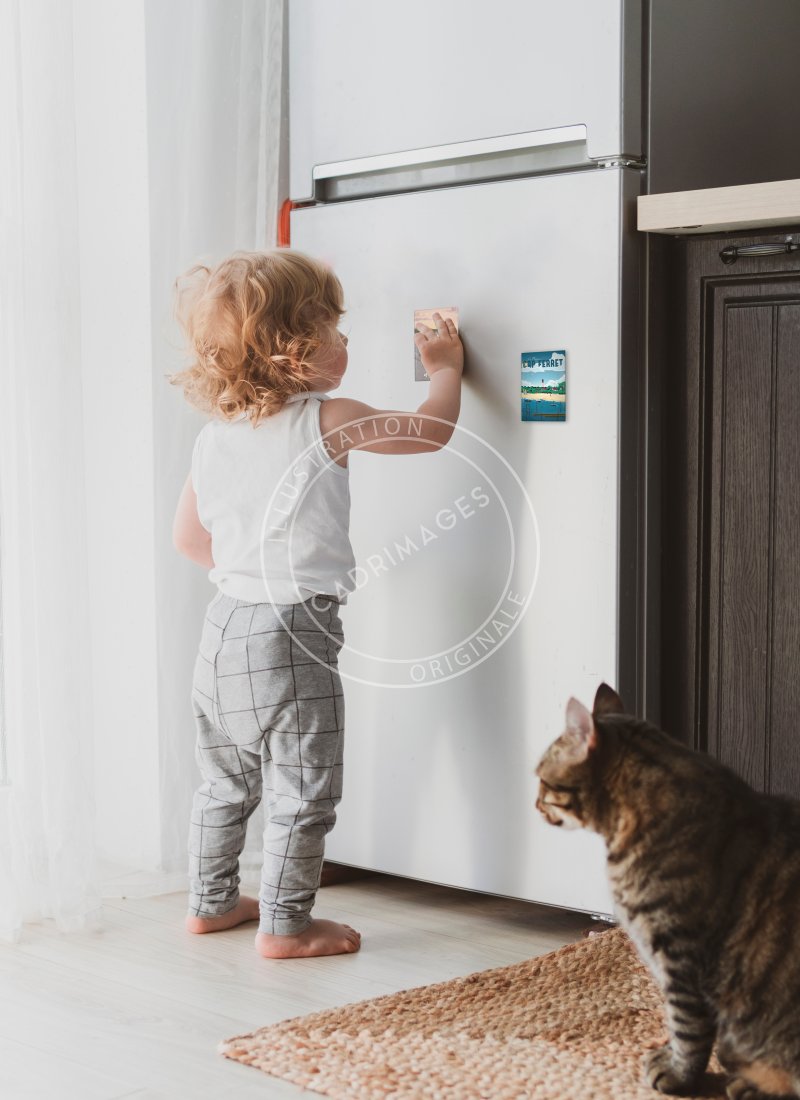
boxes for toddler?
[170,250,463,959]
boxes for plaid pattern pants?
[188,590,345,935]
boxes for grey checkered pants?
[188,590,345,935]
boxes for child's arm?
[321,312,463,458]
[173,473,214,569]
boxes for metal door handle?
[720,239,800,264]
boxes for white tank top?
[191,392,357,604]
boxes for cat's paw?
[725,1077,771,1100]
[645,1045,701,1095]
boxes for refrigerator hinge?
[593,155,647,171]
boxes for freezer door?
[290,0,639,201]
[291,169,626,914]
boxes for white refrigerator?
[288,0,646,916]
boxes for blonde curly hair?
[168,249,346,425]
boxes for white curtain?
[0,0,100,943]
[147,0,287,890]
[0,0,285,943]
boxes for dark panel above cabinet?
[647,0,800,195]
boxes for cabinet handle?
[720,239,800,265]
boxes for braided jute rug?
[218,927,727,1099]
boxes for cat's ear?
[593,682,625,717]
[563,696,598,762]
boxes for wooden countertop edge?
[637,178,800,235]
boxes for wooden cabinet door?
[662,230,800,795]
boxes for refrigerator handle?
[719,237,800,265]
[307,125,594,203]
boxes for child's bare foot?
[185,895,259,934]
[255,918,362,959]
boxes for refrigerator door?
[291,168,628,915]
[290,0,639,201]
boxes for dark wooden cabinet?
[659,227,800,796]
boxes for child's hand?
[414,312,464,378]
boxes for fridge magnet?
[521,350,566,421]
[414,306,459,381]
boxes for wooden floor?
[0,873,589,1099]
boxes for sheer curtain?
[0,0,285,943]
[147,0,287,892]
[0,0,101,943]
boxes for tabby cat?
[536,682,800,1100]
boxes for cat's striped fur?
[536,682,800,1100]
